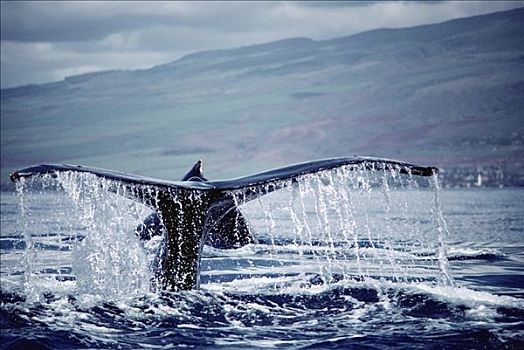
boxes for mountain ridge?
[3,7,522,93]
[1,8,523,187]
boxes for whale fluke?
[136,160,255,249]
[10,156,438,291]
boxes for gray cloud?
[294,1,381,8]
[2,3,175,42]
[0,1,277,43]
[1,1,523,88]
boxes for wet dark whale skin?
[10,156,437,291]
[136,160,256,249]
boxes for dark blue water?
[1,186,523,350]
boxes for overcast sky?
[1,1,523,88]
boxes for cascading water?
[11,173,152,299]
[60,172,151,297]
[229,166,453,289]
[11,165,453,299]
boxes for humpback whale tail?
[10,157,437,291]
[136,160,255,248]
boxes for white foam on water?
[412,282,524,308]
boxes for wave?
[2,275,523,349]
[447,248,506,261]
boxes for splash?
[237,166,453,287]
[13,164,452,298]
[57,172,151,297]
[15,178,38,302]
[13,173,150,299]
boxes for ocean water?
[1,171,523,350]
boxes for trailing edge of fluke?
[10,156,438,291]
